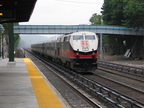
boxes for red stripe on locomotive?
[59,49,98,58]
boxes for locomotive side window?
[64,37,66,42]
[64,37,69,42]
[73,35,83,40]
[85,35,95,40]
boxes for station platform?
[0,58,67,108]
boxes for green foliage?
[101,0,144,28]
[101,0,126,25]
[89,13,102,25]
[98,0,144,55]
[123,0,144,28]
[103,35,126,55]
[14,34,20,48]
[100,0,126,55]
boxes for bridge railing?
[14,25,144,36]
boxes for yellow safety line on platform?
[24,58,64,108]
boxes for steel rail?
[25,50,144,108]
[98,61,144,76]
[25,50,102,108]
[84,71,144,104]
[98,67,144,84]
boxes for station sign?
[0,1,15,19]
[0,9,15,18]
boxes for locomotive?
[31,31,98,71]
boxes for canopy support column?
[8,23,15,63]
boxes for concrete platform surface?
[0,58,66,108]
[0,58,38,108]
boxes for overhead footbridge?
[14,25,144,36]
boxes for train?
[31,31,98,71]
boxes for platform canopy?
[0,0,37,23]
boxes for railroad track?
[84,71,144,105]
[97,67,144,92]
[98,61,144,76]
[98,61,144,93]
[25,49,144,108]
[25,50,103,108]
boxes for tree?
[92,0,144,56]
[100,0,127,55]
[101,0,144,28]
[89,13,102,25]
[123,0,144,28]
[101,0,126,25]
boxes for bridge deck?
[14,25,144,36]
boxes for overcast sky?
[20,0,104,25]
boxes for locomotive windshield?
[73,35,83,40]
[85,35,95,40]
[73,35,95,40]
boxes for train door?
[55,37,60,57]
[57,47,60,56]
